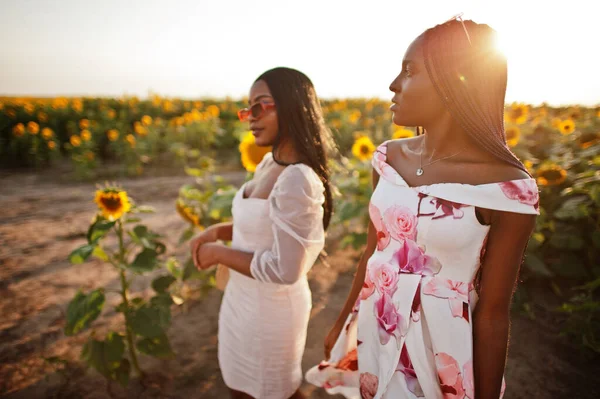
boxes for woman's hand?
[190,226,219,267]
[192,242,222,270]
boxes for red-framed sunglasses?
[237,101,276,122]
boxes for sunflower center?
[360,145,370,155]
[101,195,123,211]
[541,170,562,180]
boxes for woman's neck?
[421,117,475,159]
[273,141,301,165]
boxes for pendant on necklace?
[416,168,424,176]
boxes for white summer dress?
[218,153,326,398]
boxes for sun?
[492,30,511,59]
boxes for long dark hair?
[421,19,529,175]
[256,67,334,230]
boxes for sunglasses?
[237,101,276,122]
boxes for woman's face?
[247,80,278,147]
[389,36,447,127]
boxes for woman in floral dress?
[307,18,539,399]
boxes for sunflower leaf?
[184,167,205,177]
[104,332,125,364]
[92,246,109,262]
[129,248,159,273]
[152,275,176,293]
[136,334,174,359]
[182,257,202,281]
[69,244,96,264]
[114,359,130,387]
[80,333,126,381]
[178,227,195,245]
[87,219,116,244]
[65,289,105,336]
[166,257,182,279]
[126,300,170,338]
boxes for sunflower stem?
[116,220,142,376]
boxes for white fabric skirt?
[218,270,312,398]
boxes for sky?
[1,0,598,105]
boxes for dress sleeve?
[250,164,326,284]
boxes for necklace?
[272,152,301,166]
[416,139,465,176]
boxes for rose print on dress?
[368,260,400,296]
[397,344,425,397]
[431,198,468,220]
[392,239,442,276]
[359,372,379,399]
[375,292,406,346]
[360,271,376,301]
[435,352,466,398]
[499,179,539,211]
[383,205,418,242]
[369,201,391,250]
[462,359,474,399]
[423,278,470,321]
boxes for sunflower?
[524,160,534,171]
[134,122,148,136]
[578,131,600,149]
[27,121,39,135]
[41,127,54,140]
[79,119,90,129]
[505,126,521,147]
[537,164,567,186]
[352,136,376,162]
[505,103,529,125]
[70,135,82,147]
[47,141,56,150]
[107,109,116,119]
[38,112,48,123]
[558,119,575,135]
[141,115,153,126]
[551,118,562,128]
[12,123,25,137]
[80,129,92,142]
[72,99,83,112]
[206,105,220,118]
[84,151,95,161]
[126,134,136,148]
[94,188,132,221]
[392,127,415,140]
[176,199,201,227]
[349,110,361,124]
[239,132,272,172]
[107,129,119,141]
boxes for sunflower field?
[1,96,599,362]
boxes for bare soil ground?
[1,169,598,399]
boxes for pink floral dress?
[306,141,539,399]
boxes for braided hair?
[421,19,529,175]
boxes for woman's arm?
[473,210,536,399]
[213,222,233,241]
[324,169,379,358]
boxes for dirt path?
[1,171,598,398]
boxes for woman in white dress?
[191,67,334,399]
